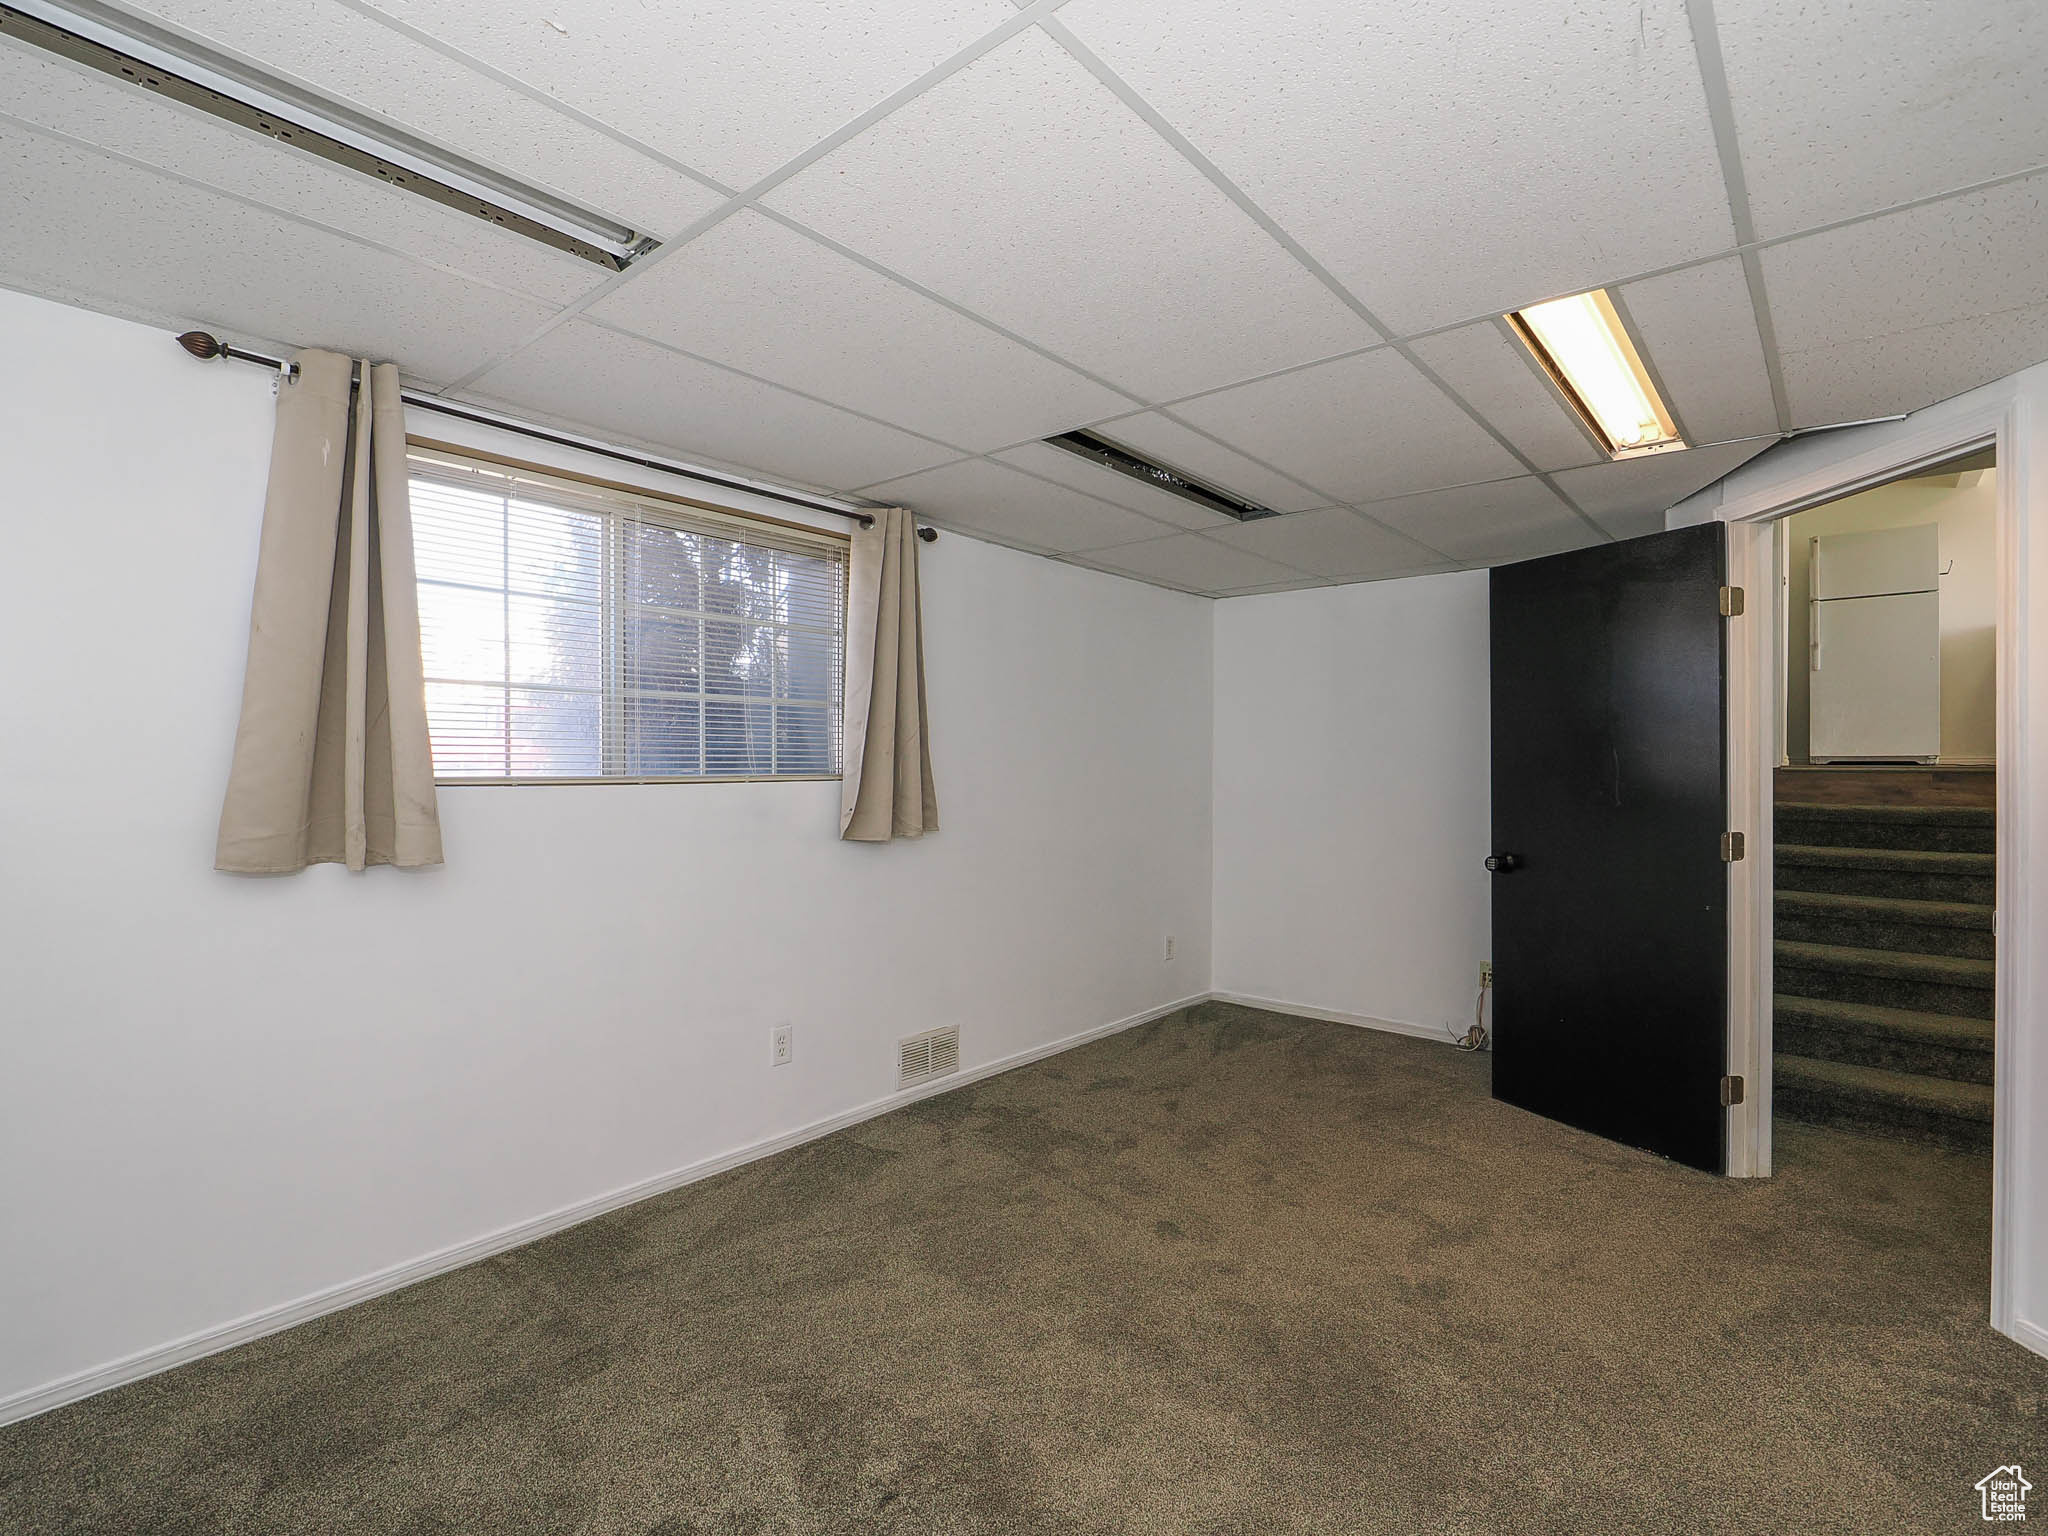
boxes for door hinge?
[1721,1075,1745,1107]
[1721,831,1746,862]
[1719,585,1745,617]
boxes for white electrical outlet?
[1164,934,1177,961]
[771,1024,793,1067]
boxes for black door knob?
[1485,853,1520,873]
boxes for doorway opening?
[1768,449,1997,1156]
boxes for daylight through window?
[408,449,846,781]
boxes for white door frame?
[1710,392,2028,1338]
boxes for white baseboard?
[0,991,1208,1429]
[2001,1315,2048,1364]
[1205,990,1459,1046]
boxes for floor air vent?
[899,1027,961,1090]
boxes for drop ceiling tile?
[0,43,601,306]
[1081,414,1327,514]
[1358,476,1597,564]
[1550,441,1773,539]
[763,27,1375,401]
[1760,178,2048,427]
[0,121,555,385]
[990,441,1236,531]
[1406,323,1602,472]
[587,211,1126,453]
[1615,258,1777,446]
[1206,509,1448,578]
[1167,348,1524,505]
[858,457,1177,553]
[1214,576,1339,597]
[363,0,1018,188]
[1065,533,1301,594]
[109,0,721,233]
[1715,0,2048,240]
[468,321,959,493]
[1059,0,1732,334]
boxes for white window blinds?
[408,449,847,781]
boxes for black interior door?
[1489,522,1730,1173]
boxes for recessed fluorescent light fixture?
[1042,429,1279,521]
[1507,288,1684,459]
[0,0,658,270]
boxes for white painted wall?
[1210,574,1492,1038]
[1670,360,2048,1361]
[0,288,1214,1416]
[1781,467,1999,762]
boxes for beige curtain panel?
[215,351,443,873]
[840,507,938,842]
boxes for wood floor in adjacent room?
[2,1002,2037,1535]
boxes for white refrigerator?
[1809,523,1941,762]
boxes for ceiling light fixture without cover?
[1042,430,1279,522]
[1508,288,1683,459]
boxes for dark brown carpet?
[3,1002,2040,1534]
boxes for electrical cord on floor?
[1449,974,1491,1052]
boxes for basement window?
[408,448,847,783]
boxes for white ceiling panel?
[467,321,959,492]
[0,121,555,384]
[1551,441,1773,539]
[1762,178,2048,427]
[1059,0,1733,335]
[1082,414,1328,514]
[1359,477,1597,565]
[364,0,1017,189]
[109,0,721,234]
[1065,532,1302,593]
[1166,348,1524,505]
[1213,576,1342,598]
[1715,0,2048,240]
[762,27,1375,402]
[1206,508,1449,578]
[0,42,600,306]
[1407,323,1602,473]
[1615,258,1777,446]
[989,442,1236,531]
[586,211,1127,453]
[860,456,1181,553]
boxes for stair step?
[1775,1053,1992,1152]
[1775,843,1994,904]
[1774,994,1995,1084]
[1776,801,1995,854]
[1774,890,1994,959]
[1774,939,1994,1018]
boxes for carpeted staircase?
[1774,798,1994,1151]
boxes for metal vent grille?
[898,1027,961,1090]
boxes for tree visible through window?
[409,451,845,780]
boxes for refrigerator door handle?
[1810,598,1822,672]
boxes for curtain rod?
[174,331,939,538]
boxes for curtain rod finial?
[177,330,224,361]
[916,525,937,543]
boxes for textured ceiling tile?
[363,0,1018,188]
[0,43,601,306]
[108,0,721,233]
[468,321,959,492]
[1205,507,1449,577]
[1358,476,1597,564]
[762,28,1375,401]
[990,442,1236,531]
[1550,441,1774,538]
[1066,532,1301,594]
[1406,322,1602,472]
[587,211,1127,453]
[1060,0,1733,334]
[0,121,555,384]
[1615,258,1777,446]
[1167,349,1524,505]
[1716,0,2048,240]
[1761,178,2048,427]
[859,457,1179,553]
[1082,414,1328,514]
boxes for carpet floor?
[2,1001,2040,1534]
